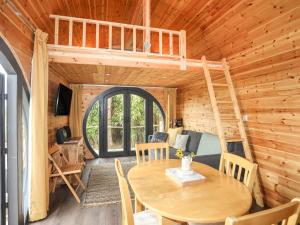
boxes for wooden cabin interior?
[0,0,299,225]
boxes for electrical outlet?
[242,115,248,121]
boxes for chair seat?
[134,210,159,225]
[50,164,83,177]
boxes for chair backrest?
[135,142,169,164]
[225,198,300,225]
[115,158,124,178]
[219,152,257,191]
[115,159,134,225]
[48,143,61,156]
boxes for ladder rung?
[209,67,225,71]
[225,138,244,142]
[217,101,232,104]
[212,83,228,87]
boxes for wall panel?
[48,68,70,146]
[178,1,300,207]
[0,2,34,85]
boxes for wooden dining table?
[127,159,252,224]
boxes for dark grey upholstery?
[182,130,202,153]
[169,130,245,170]
[148,132,169,143]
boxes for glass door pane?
[107,94,124,152]
[153,102,164,132]
[86,101,100,155]
[130,94,146,151]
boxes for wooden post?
[159,31,163,55]
[169,32,173,56]
[82,21,86,47]
[54,17,59,45]
[143,0,151,53]
[109,25,112,49]
[96,23,99,48]
[121,26,125,51]
[68,19,73,46]
[133,27,137,52]
[180,30,186,59]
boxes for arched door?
[83,87,165,158]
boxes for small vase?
[181,155,192,171]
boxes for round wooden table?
[127,160,252,224]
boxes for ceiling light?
[105,73,111,76]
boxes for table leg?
[135,197,143,213]
[158,215,186,225]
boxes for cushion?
[173,134,189,151]
[134,210,158,225]
[182,130,202,153]
[150,132,168,143]
[167,127,183,146]
[196,132,221,156]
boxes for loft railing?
[49,15,186,59]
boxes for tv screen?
[55,84,73,116]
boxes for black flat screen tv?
[55,84,73,116]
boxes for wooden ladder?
[201,56,264,207]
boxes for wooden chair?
[115,159,159,225]
[225,198,300,225]
[219,152,257,192]
[48,144,86,203]
[135,142,169,164]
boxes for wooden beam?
[143,0,151,53]
[47,45,223,72]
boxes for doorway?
[0,37,29,225]
[83,87,165,158]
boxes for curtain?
[164,88,177,131]
[69,84,82,137]
[29,29,49,221]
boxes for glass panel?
[107,94,124,152]
[86,101,100,154]
[130,95,146,151]
[22,88,29,219]
[153,102,164,133]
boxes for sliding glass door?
[83,87,165,158]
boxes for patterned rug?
[83,161,136,207]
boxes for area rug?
[83,161,136,207]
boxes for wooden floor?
[30,157,135,225]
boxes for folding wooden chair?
[48,144,86,203]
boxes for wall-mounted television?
[55,84,73,116]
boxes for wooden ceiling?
[12,0,298,60]
[11,0,299,86]
[49,62,201,87]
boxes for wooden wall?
[48,67,70,146]
[178,2,300,207]
[78,85,167,158]
[0,2,34,85]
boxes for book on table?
[165,168,206,186]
